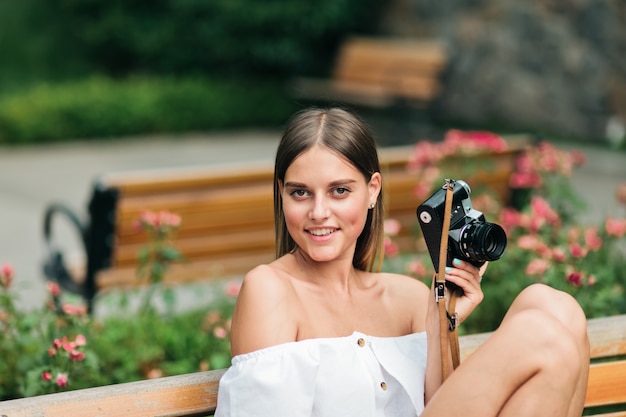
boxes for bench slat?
[585,360,626,408]
[0,370,224,417]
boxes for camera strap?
[434,179,461,380]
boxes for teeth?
[309,228,334,236]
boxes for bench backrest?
[332,37,447,104]
[1,314,624,416]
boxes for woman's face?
[280,144,381,264]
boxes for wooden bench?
[290,36,447,109]
[42,139,527,312]
[1,313,624,416]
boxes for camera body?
[416,179,507,281]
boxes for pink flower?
[500,208,523,230]
[47,281,61,297]
[213,326,227,339]
[136,210,182,235]
[63,341,77,352]
[383,237,399,257]
[0,262,14,289]
[569,243,588,259]
[41,372,53,382]
[605,217,626,238]
[509,171,542,189]
[74,334,87,346]
[70,350,86,362]
[406,260,428,278]
[384,219,402,236]
[551,247,567,263]
[443,129,508,153]
[530,197,560,226]
[224,280,242,298]
[159,211,181,228]
[62,303,87,316]
[517,235,542,251]
[566,270,584,287]
[55,373,68,388]
[408,141,444,169]
[412,166,441,200]
[146,368,163,379]
[47,347,57,357]
[53,337,66,349]
[525,258,551,276]
[584,227,603,251]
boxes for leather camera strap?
[434,179,461,380]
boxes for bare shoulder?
[229,263,299,356]
[377,271,431,332]
[380,271,430,300]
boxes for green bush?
[0,75,297,143]
[0,0,383,90]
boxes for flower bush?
[133,209,183,314]
[1,265,97,398]
[0,210,237,400]
[382,131,626,334]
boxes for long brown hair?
[273,107,384,271]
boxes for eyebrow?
[283,179,358,188]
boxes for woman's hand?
[444,259,488,324]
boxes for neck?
[291,249,358,293]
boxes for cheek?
[343,202,369,229]
[282,199,305,229]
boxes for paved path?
[0,131,624,313]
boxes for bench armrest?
[42,202,89,296]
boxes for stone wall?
[379,0,626,145]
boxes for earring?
[369,203,375,209]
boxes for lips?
[307,227,336,236]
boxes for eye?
[290,189,309,198]
[332,187,350,196]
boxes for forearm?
[424,298,452,403]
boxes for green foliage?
[0,0,383,144]
[45,0,381,77]
[0,0,383,89]
[0,75,296,143]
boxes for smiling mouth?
[307,228,336,236]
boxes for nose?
[309,195,330,220]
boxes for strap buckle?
[435,281,445,302]
[447,311,459,332]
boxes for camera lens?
[459,222,507,262]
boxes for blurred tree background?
[0,0,383,143]
[1,0,625,147]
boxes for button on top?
[380,381,387,391]
[357,338,365,347]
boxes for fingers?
[444,258,485,322]
[444,258,482,290]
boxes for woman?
[215,107,589,416]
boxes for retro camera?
[417,179,507,283]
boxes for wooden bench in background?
[1,313,624,416]
[42,139,529,312]
[290,36,447,109]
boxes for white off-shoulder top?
[215,331,427,417]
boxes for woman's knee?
[511,284,588,344]
[503,308,584,375]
